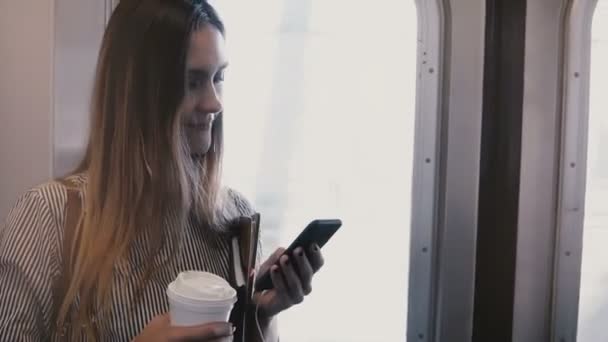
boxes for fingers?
[293,247,314,295]
[267,248,286,264]
[151,313,171,325]
[168,322,234,341]
[279,255,305,304]
[254,245,325,317]
[269,264,289,301]
[258,248,287,276]
[308,244,325,272]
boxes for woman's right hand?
[133,313,234,341]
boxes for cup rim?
[167,288,237,312]
[167,283,237,306]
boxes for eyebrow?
[187,62,229,77]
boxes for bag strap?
[229,213,261,342]
[52,178,83,339]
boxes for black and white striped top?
[0,174,254,341]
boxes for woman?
[0,0,323,341]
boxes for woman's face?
[179,24,228,157]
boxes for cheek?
[178,96,197,119]
[216,85,224,100]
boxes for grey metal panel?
[433,0,486,341]
[407,0,444,340]
[552,0,597,341]
[513,1,569,341]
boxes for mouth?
[185,123,211,130]
[185,114,215,130]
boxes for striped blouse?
[0,174,255,341]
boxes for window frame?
[407,0,444,340]
[409,0,487,340]
[552,0,598,341]
[512,1,570,341]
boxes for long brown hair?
[57,0,227,339]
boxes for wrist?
[247,304,276,340]
[249,303,273,326]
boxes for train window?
[212,0,418,340]
[577,1,608,341]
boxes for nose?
[195,84,223,114]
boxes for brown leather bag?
[228,213,262,342]
[53,178,262,341]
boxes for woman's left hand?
[252,244,324,318]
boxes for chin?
[185,133,212,157]
[189,143,212,158]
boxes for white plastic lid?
[167,271,237,307]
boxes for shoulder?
[214,187,255,230]
[225,187,255,217]
[1,173,87,241]
[7,181,64,229]
[0,181,64,265]
[0,177,85,337]
[29,173,86,222]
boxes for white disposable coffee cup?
[167,271,237,327]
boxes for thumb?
[258,248,285,275]
[150,313,171,325]
[266,248,286,264]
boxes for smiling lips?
[186,122,211,130]
[185,113,216,130]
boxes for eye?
[213,69,225,84]
[188,78,205,90]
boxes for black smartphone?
[254,219,342,291]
